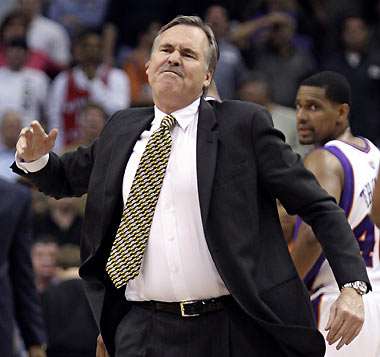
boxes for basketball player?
[291,71,380,356]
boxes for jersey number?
[353,215,376,267]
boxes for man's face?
[6,46,27,70]
[204,6,229,39]
[32,242,58,279]
[342,17,368,52]
[269,18,295,49]
[80,34,102,65]
[1,112,22,148]
[81,107,106,142]
[146,24,213,111]
[295,86,342,146]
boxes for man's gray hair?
[151,15,219,73]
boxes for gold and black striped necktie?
[106,114,177,288]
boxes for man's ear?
[203,69,214,88]
[338,103,350,122]
[145,61,150,75]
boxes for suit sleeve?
[11,139,98,199]
[251,106,370,289]
[10,190,46,348]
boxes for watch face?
[356,281,367,294]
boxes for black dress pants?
[114,296,286,357]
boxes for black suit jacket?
[13,99,370,356]
[0,179,46,355]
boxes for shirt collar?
[154,97,200,130]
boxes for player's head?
[295,71,351,146]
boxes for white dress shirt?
[17,97,230,302]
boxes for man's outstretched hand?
[16,121,58,162]
[325,288,364,350]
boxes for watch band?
[341,281,368,295]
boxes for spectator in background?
[251,12,316,107]
[323,16,380,145]
[48,31,130,152]
[122,20,160,107]
[0,178,47,356]
[204,5,247,100]
[0,37,49,128]
[41,244,99,356]
[235,71,310,156]
[18,0,71,67]
[0,9,62,78]
[302,0,364,54]
[31,235,59,293]
[0,111,22,182]
[47,0,108,40]
[33,197,84,247]
[62,103,107,153]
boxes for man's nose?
[167,50,181,65]
[296,108,307,122]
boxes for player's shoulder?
[304,146,343,171]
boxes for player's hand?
[325,288,364,350]
[96,334,108,357]
[16,121,58,162]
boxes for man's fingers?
[19,127,28,137]
[47,128,58,148]
[334,321,357,349]
[341,314,364,346]
[24,127,33,140]
[325,304,347,345]
[30,120,45,134]
[325,303,338,332]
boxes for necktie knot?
[161,115,176,130]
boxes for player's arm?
[370,168,380,227]
[292,148,365,350]
[291,148,344,277]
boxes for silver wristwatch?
[341,281,368,295]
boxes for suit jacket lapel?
[197,98,218,227]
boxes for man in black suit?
[13,15,369,357]
[0,178,46,357]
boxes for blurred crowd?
[1,0,380,356]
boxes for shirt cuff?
[15,153,49,173]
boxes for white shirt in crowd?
[0,66,49,127]
[27,14,71,66]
